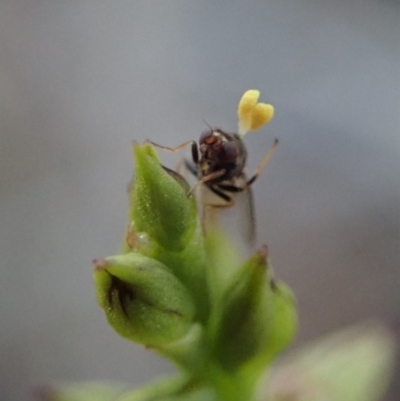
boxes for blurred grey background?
[0,1,399,400]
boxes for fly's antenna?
[201,118,214,131]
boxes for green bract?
[212,247,274,371]
[92,143,298,401]
[130,143,197,252]
[94,253,196,346]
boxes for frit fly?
[148,90,278,245]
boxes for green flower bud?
[126,143,209,323]
[94,253,195,346]
[212,246,274,371]
[129,143,197,252]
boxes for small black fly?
[147,129,277,244]
[147,90,277,244]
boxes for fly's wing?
[236,177,256,245]
[198,173,256,251]
[232,173,256,246]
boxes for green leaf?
[265,322,396,401]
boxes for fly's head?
[198,129,246,180]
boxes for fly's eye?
[221,142,238,162]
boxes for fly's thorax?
[198,129,247,181]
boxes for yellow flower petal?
[238,118,251,136]
[238,89,260,117]
[250,103,274,131]
[237,89,274,136]
[238,90,260,135]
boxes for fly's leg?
[146,140,225,198]
[145,140,200,196]
[216,139,279,192]
[217,183,243,193]
[187,169,226,197]
[246,138,278,186]
[145,140,199,164]
[202,184,256,244]
[212,138,278,245]
[206,185,235,208]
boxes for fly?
[147,89,277,245]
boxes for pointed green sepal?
[94,253,195,346]
[265,280,297,360]
[212,246,274,371]
[240,278,297,379]
[130,143,197,251]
